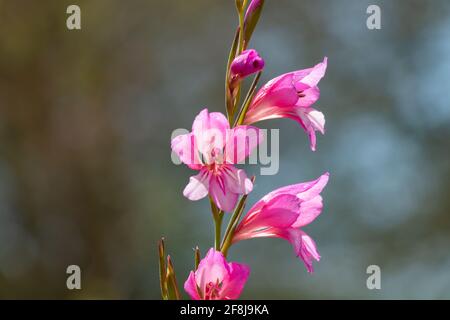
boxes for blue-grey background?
[0,0,449,298]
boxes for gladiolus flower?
[171,108,262,212]
[184,248,250,300]
[244,57,328,151]
[232,172,329,272]
[230,49,265,80]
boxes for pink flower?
[171,108,262,212]
[244,57,328,151]
[232,172,329,272]
[184,248,250,300]
[230,49,265,80]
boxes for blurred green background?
[1,0,449,299]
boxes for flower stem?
[225,29,240,123]
[234,71,262,127]
[237,0,248,54]
[220,176,255,256]
[210,198,224,250]
[214,213,224,250]
[225,0,248,126]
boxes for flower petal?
[233,194,300,241]
[297,86,320,108]
[192,109,229,163]
[209,175,239,212]
[220,262,250,300]
[225,126,263,164]
[192,109,230,136]
[195,249,230,293]
[183,169,210,201]
[292,195,323,228]
[186,249,250,300]
[184,271,201,300]
[300,57,328,87]
[282,229,321,273]
[260,172,330,204]
[222,166,253,195]
[171,133,202,170]
[244,73,299,125]
[295,172,329,202]
[296,108,325,151]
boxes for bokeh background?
[1,0,449,299]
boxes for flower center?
[204,279,222,300]
[297,90,306,98]
[207,162,221,174]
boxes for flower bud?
[230,49,264,79]
[243,0,265,46]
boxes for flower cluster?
[159,0,330,300]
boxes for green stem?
[225,29,240,124]
[237,0,248,54]
[234,71,262,127]
[220,197,247,257]
[224,0,248,126]
[220,177,255,256]
[214,213,224,250]
[210,198,224,250]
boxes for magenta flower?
[171,108,262,212]
[244,57,328,151]
[230,49,265,80]
[232,172,329,272]
[184,248,250,300]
